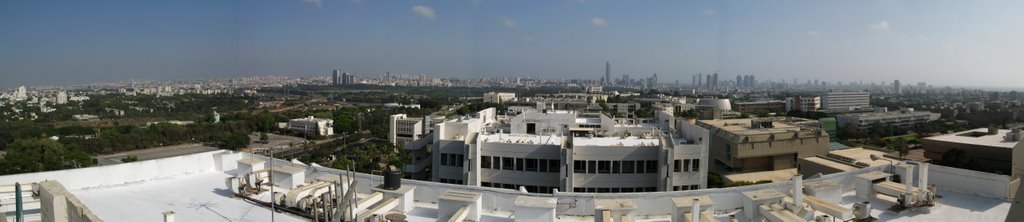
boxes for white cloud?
[301,0,322,8]
[869,20,891,31]
[703,9,717,16]
[807,31,819,37]
[523,35,538,43]
[498,16,518,28]
[591,17,607,27]
[412,5,437,20]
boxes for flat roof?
[722,168,798,183]
[573,136,660,147]
[479,133,562,145]
[802,156,860,172]
[698,119,806,135]
[924,128,1019,149]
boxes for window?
[539,159,548,172]
[526,186,538,193]
[645,160,657,173]
[622,187,634,193]
[493,156,502,170]
[587,160,597,174]
[481,156,492,169]
[503,157,514,170]
[611,188,620,193]
[549,159,560,173]
[622,160,635,174]
[690,185,699,190]
[503,183,514,189]
[635,161,645,174]
[598,161,610,174]
[645,187,656,192]
[674,159,682,172]
[526,158,538,172]
[586,188,596,193]
[680,185,689,191]
[612,161,620,174]
[683,159,690,172]
[527,123,537,135]
[574,160,586,173]
[574,188,584,192]
[482,182,492,187]
[455,154,464,167]
[692,159,700,172]
[597,188,610,193]
[515,158,524,171]
[440,154,448,166]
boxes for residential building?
[287,116,335,136]
[835,108,940,130]
[821,91,870,112]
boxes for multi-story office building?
[483,92,517,104]
[733,100,786,114]
[390,114,441,180]
[821,91,870,112]
[287,116,335,136]
[784,96,820,112]
[835,108,940,130]
[922,128,1021,174]
[427,108,709,193]
[697,118,830,173]
[331,69,341,86]
[388,114,425,145]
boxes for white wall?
[928,164,1013,199]
[0,150,228,190]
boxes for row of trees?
[0,139,94,175]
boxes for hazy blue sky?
[2,0,1022,89]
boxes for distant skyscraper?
[605,61,611,85]
[712,73,719,88]
[736,75,743,87]
[705,74,712,88]
[332,69,341,86]
[622,74,630,85]
[894,80,902,94]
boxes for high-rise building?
[341,72,355,85]
[14,86,27,101]
[894,80,902,95]
[605,61,611,85]
[622,74,630,85]
[705,74,712,88]
[712,73,719,88]
[331,69,341,86]
[56,91,68,105]
[736,75,743,87]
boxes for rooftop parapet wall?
[0,150,228,190]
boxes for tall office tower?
[648,73,658,88]
[736,75,743,87]
[693,75,698,87]
[705,74,712,88]
[605,61,611,85]
[749,75,756,87]
[712,73,719,88]
[697,74,703,87]
[332,69,341,86]
[622,74,630,85]
[894,80,902,94]
[385,72,392,82]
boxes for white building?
[429,108,709,193]
[287,116,334,136]
[785,96,820,112]
[836,108,940,130]
[14,86,27,101]
[483,92,517,104]
[55,91,68,105]
[821,91,870,112]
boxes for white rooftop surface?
[1,150,1014,222]
[479,133,562,145]
[575,117,601,124]
[73,171,308,222]
[573,136,661,147]
[925,128,1019,148]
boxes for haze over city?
[1,0,1022,90]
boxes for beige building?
[698,118,829,173]
[483,92,517,104]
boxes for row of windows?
[672,159,701,172]
[572,187,657,193]
[573,160,658,174]
[672,185,701,191]
[439,178,464,184]
[440,153,465,167]
[480,156,560,173]
[481,182,557,194]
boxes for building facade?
[426,108,709,193]
[697,119,830,173]
[821,91,870,112]
[483,92,517,104]
[784,96,820,112]
[287,116,335,136]
[733,100,786,114]
[835,108,940,130]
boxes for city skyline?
[1,0,1022,90]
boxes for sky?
[1,0,1023,90]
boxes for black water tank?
[382,168,402,190]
